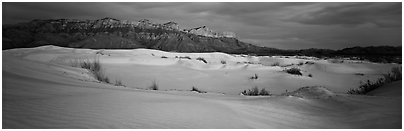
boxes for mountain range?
[2,17,401,63]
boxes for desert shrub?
[179,56,191,60]
[72,58,110,83]
[281,63,294,67]
[305,61,315,65]
[347,66,401,95]
[286,68,302,76]
[115,79,124,86]
[249,74,258,80]
[241,86,270,96]
[383,67,402,83]
[161,56,168,58]
[191,86,207,93]
[196,57,207,63]
[95,50,104,55]
[221,60,226,64]
[149,80,159,90]
[329,59,343,63]
[347,79,384,95]
[297,61,304,66]
[308,74,313,77]
[259,88,270,96]
[271,62,280,66]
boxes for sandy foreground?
[2,46,402,128]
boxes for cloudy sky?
[3,2,402,49]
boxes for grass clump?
[305,61,315,65]
[249,74,258,80]
[297,61,304,66]
[308,74,313,77]
[383,67,401,82]
[196,57,207,64]
[179,56,191,60]
[241,86,271,96]
[285,67,302,76]
[329,59,344,63]
[191,86,207,93]
[347,79,384,95]
[149,80,159,90]
[347,66,401,95]
[259,88,270,96]
[114,79,124,86]
[72,57,110,83]
[271,62,280,66]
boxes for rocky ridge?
[3,17,251,53]
[3,17,401,63]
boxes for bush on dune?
[191,86,207,93]
[149,80,159,90]
[347,66,402,95]
[259,88,270,96]
[308,74,313,77]
[249,74,258,80]
[241,86,271,96]
[71,57,110,83]
[305,61,315,65]
[179,56,191,60]
[115,79,124,86]
[196,57,207,64]
[383,67,402,82]
[297,61,304,66]
[329,59,344,63]
[285,67,302,76]
[271,62,280,66]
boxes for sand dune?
[3,46,401,128]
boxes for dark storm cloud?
[3,3,112,23]
[288,3,402,28]
[2,2,402,49]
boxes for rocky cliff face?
[3,17,252,53]
[6,17,398,62]
[184,26,236,38]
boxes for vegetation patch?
[305,61,315,65]
[241,86,271,96]
[285,67,302,76]
[196,57,207,64]
[297,61,304,66]
[354,73,365,76]
[149,80,159,90]
[71,57,110,83]
[271,62,280,66]
[249,74,258,80]
[179,56,191,60]
[308,74,313,77]
[347,67,401,95]
[115,79,124,86]
[329,59,344,63]
[191,86,207,93]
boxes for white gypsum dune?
[3,45,401,128]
